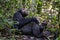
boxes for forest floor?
[0,30,55,40]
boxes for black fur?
[13,9,48,38]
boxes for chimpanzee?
[13,8,48,38]
[13,8,39,29]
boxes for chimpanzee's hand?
[31,17,39,24]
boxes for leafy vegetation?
[0,0,60,40]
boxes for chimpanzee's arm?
[18,18,33,29]
[18,18,39,29]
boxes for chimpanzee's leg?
[32,22,41,37]
[19,22,33,35]
[19,22,44,37]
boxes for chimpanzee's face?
[42,20,49,26]
[21,8,28,17]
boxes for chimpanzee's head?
[42,20,49,26]
[19,8,28,17]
